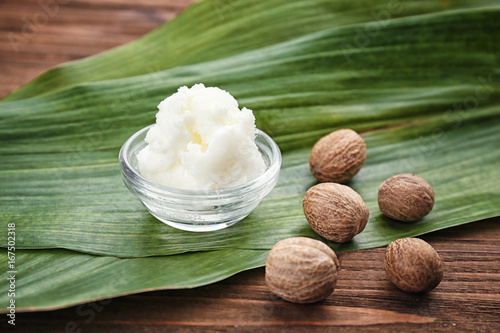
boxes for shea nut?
[265,237,340,303]
[378,174,435,222]
[303,183,369,243]
[309,129,367,183]
[385,238,443,293]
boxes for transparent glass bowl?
[119,125,282,232]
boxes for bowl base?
[151,213,243,232]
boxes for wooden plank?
[0,0,196,98]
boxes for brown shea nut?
[384,238,443,293]
[265,237,340,303]
[378,174,435,222]
[303,183,369,243]
[309,129,367,183]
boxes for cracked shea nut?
[309,129,367,183]
[265,237,340,303]
[385,238,444,293]
[378,174,435,222]
[303,183,369,243]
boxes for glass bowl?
[119,125,282,232]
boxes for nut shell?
[378,174,435,222]
[265,237,339,303]
[384,238,443,293]
[303,183,369,243]
[309,129,367,183]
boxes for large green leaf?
[2,0,481,103]
[0,248,269,311]
[1,0,499,311]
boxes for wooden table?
[1,1,499,331]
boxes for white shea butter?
[137,84,266,190]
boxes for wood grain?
[1,1,499,332]
[0,0,197,99]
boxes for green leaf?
[1,0,500,311]
[0,248,268,312]
[3,0,480,103]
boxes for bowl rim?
[119,124,282,196]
